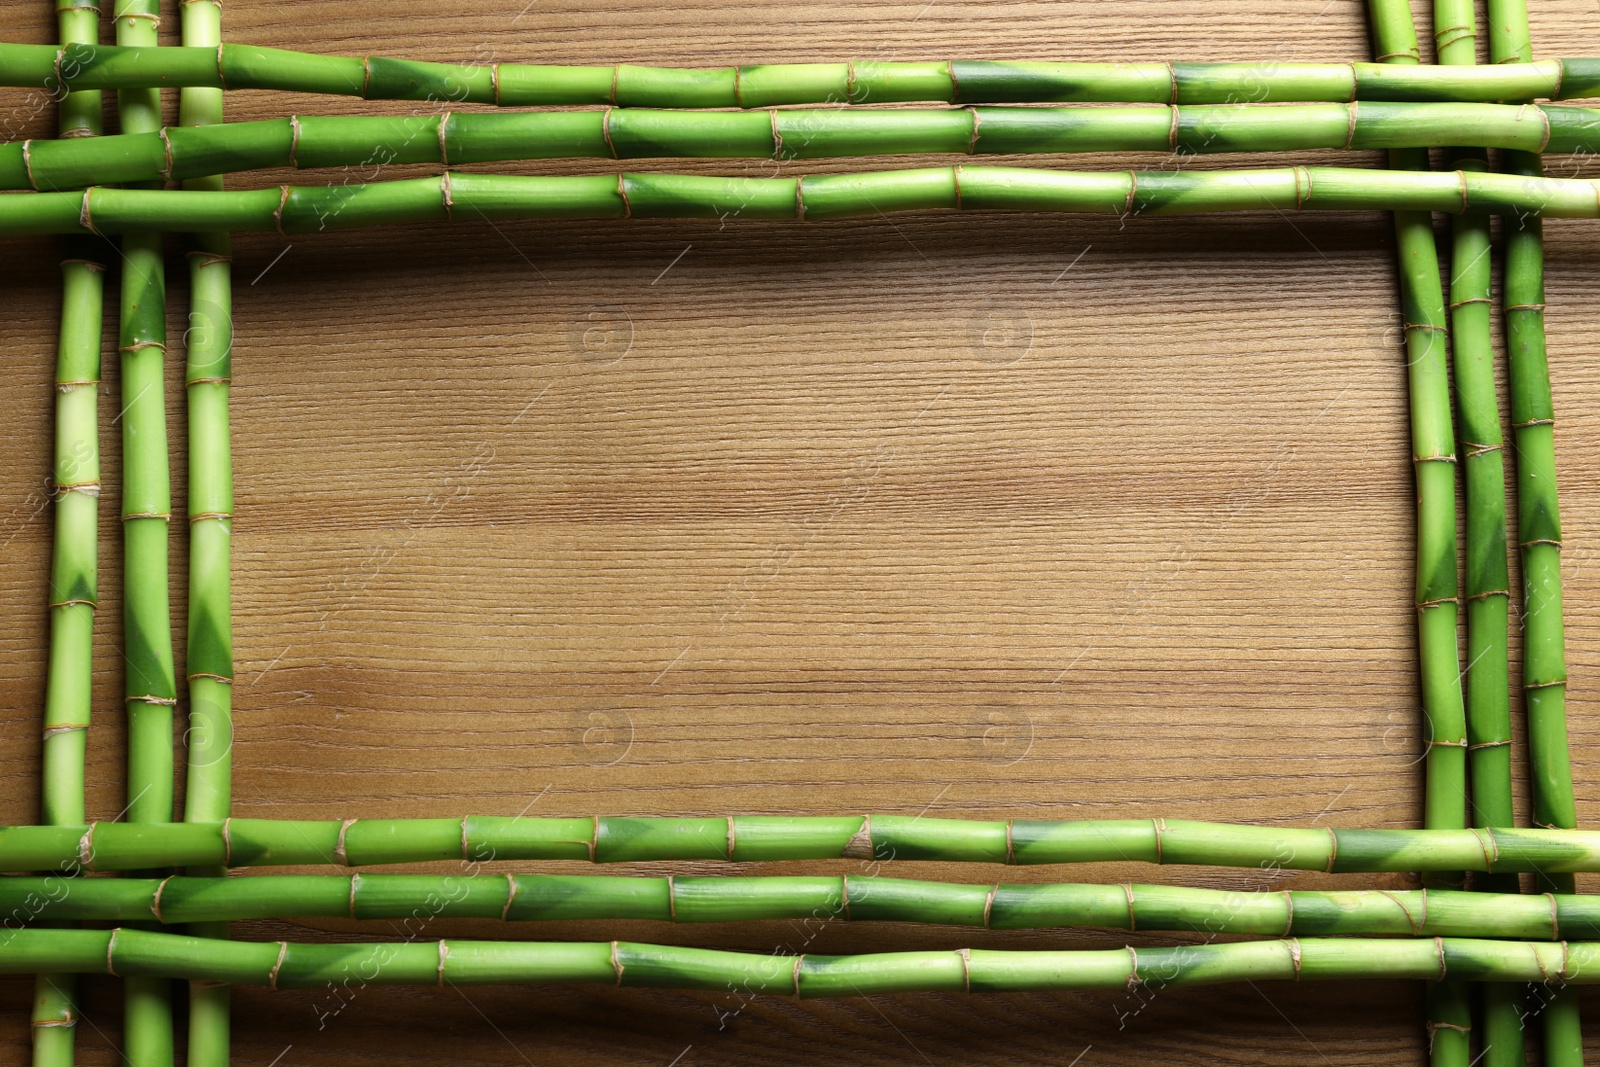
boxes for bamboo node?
[52,481,100,500]
[1325,827,1338,873]
[105,928,119,976]
[1123,884,1137,931]
[188,511,233,523]
[1559,940,1573,983]
[268,941,288,989]
[610,940,624,985]
[437,112,452,168]
[1513,420,1555,432]
[1548,893,1562,940]
[1457,169,1470,214]
[732,65,743,109]
[1123,171,1138,218]
[845,60,858,103]
[1163,61,1178,105]
[725,816,737,860]
[48,599,96,611]
[334,818,358,865]
[187,251,233,268]
[1281,890,1294,937]
[1472,827,1500,870]
[20,141,36,192]
[588,815,599,862]
[1533,105,1553,154]
[125,695,177,706]
[215,43,227,89]
[1554,59,1567,99]
[288,115,302,168]
[953,165,964,211]
[1287,938,1302,979]
[30,1018,76,1029]
[151,875,172,922]
[608,65,620,107]
[54,377,99,391]
[1424,738,1468,749]
[459,816,471,861]
[1524,677,1568,690]
[601,108,617,160]
[78,189,98,236]
[982,884,998,928]
[842,816,872,860]
[1294,166,1312,211]
[441,172,455,220]
[437,940,450,987]
[221,817,233,866]
[1433,936,1447,980]
[117,11,159,25]
[41,724,88,740]
[840,874,851,920]
[1166,107,1179,153]
[1505,303,1547,312]
[1448,297,1492,309]
[946,59,960,103]
[188,672,233,685]
[1124,946,1141,990]
[490,63,502,106]
[769,109,785,161]
[501,874,518,921]
[1415,595,1460,610]
[1467,737,1512,749]
[616,174,631,219]
[966,108,981,155]
[58,259,106,273]
[1004,819,1016,866]
[795,176,806,221]
[1343,102,1358,151]
[158,128,174,183]
[666,874,677,920]
[792,954,804,997]
[1403,323,1447,334]
[1463,442,1504,458]
[77,824,95,872]
[1151,817,1165,864]
[959,947,972,992]
[1374,49,1420,62]
[121,512,172,523]
[273,185,291,236]
[361,55,373,99]
[349,873,360,918]
[119,341,166,354]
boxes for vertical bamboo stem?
[178,2,232,1063]
[113,0,175,1062]
[1367,1,1470,1063]
[1488,1,1585,1061]
[1432,0,1524,1061]
[33,2,104,1063]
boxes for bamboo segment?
[34,0,104,1058]
[1491,3,1585,1063]
[10,817,1600,873]
[0,42,1598,104]
[9,874,1600,939]
[7,101,1600,190]
[2,930,1599,995]
[177,1,232,1064]
[1,166,1600,238]
[1431,0,1523,1061]
[114,1,176,1062]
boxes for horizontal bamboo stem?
[2,929,1596,993]
[3,874,1599,939]
[9,102,1600,190]
[2,166,1599,238]
[2,43,1598,106]
[10,816,1600,873]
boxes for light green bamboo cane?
[1431,0,1522,1062]
[12,815,1600,873]
[2,41,1600,105]
[3,929,1600,996]
[1489,1,1585,1062]
[1,166,1600,239]
[8,874,1600,940]
[177,1,233,1064]
[1367,2,1470,1060]
[7,101,1600,191]
[33,1,104,1062]
[113,1,175,1063]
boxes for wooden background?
[2,0,1600,1062]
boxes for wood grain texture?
[2,0,1600,1062]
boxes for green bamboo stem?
[5,929,1600,995]
[34,1,103,1061]
[114,1,175,1063]
[12,816,1600,873]
[8,101,1600,191]
[178,2,232,1064]
[1490,4,1585,1064]
[10,874,1600,939]
[2,42,1600,105]
[1431,0,1522,1060]
[1,166,1600,238]
[1368,5,1470,1058]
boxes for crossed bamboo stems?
[7,1,1596,1065]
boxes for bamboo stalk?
[1,42,1599,104]
[4,929,1600,995]
[1366,1,1470,1059]
[8,873,1600,939]
[9,101,1600,190]
[177,1,232,1063]
[0,166,1599,238]
[1431,0,1523,1062]
[113,0,175,1062]
[11,816,1600,873]
[1489,3,1585,1063]
[34,0,103,1060]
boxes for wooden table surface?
[3,0,1600,1063]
